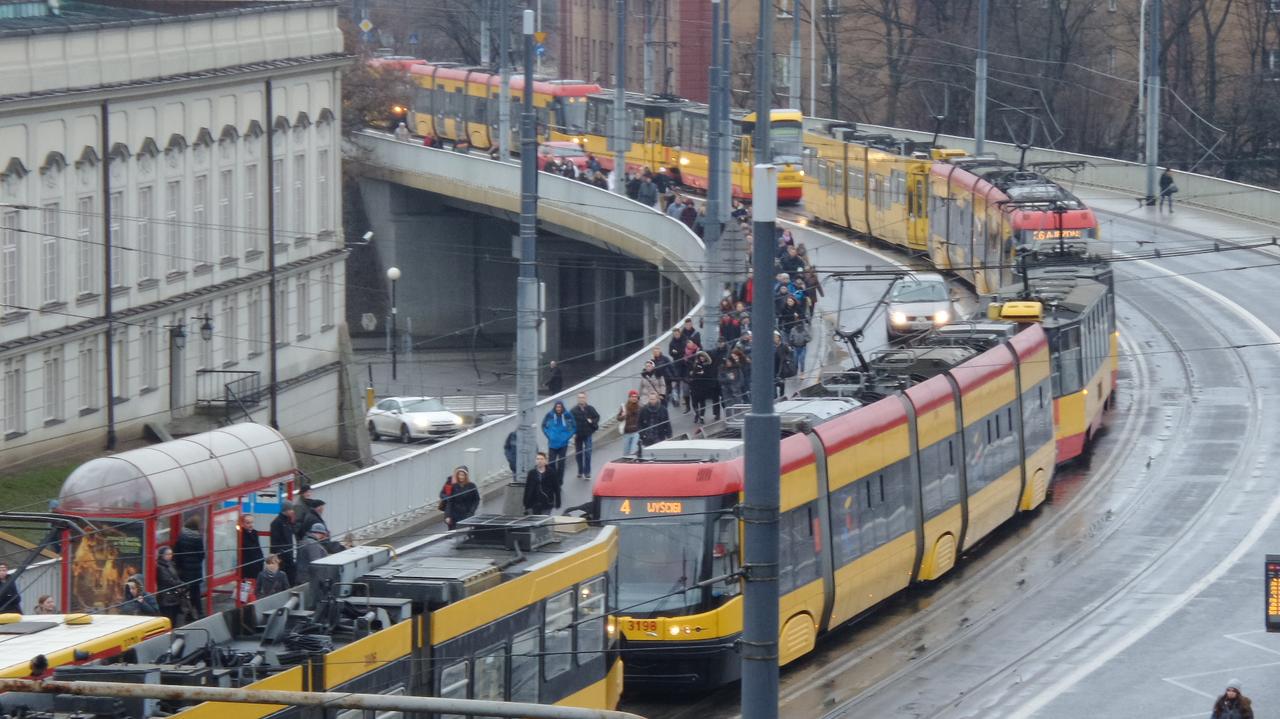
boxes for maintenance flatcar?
[0,515,621,717]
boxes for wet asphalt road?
[626,196,1280,718]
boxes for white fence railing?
[317,133,707,539]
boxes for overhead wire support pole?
[743,0,780,715]
[499,0,512,161]
[702,0,723,348]
[718,3,731,219]
[612,0,629,192]
[974,0,989,155]
[514,8,540,505]
[789,0,801,109]
[480,0,491,67]
[808,0,816,117]
[643,0,655,95]
[1144,0,1162,204]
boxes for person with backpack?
[439,466,480,529]
[788,317,811,380]
[617,390,642,457]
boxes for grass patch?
[295,452,362,484]
[0,460,77,514]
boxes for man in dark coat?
[638,391,672,446]
[269,505,297,584]
[0,564,21,614]
[504,431,518,475]
[441,467,481,529]
[569,392,601,480]
[173,517,205,616]
[239,514,265,582]
[523,452,557,515]
[296,524,331,585]
[545,360,564,396]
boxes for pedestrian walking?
[788,317,811,379]
[650,347,674,400]
[269,505,297,585]
[1159,167,1177,212]
[639,360,665,404]
[637,171,658,208]
[393,121,410,142]
[541,400,576,484]
[155,546,188,626]
[296,524,331,585]
[440,466,480,529]
[774,331,797,398]
[504,430,518,475]
[617,390,642,457]
[570,392,601,479]
[638,391,672,447]
[689,351,718,424]
[523,452,558,515]
[173,517,205,617]
[256,554,292,598]
[545,360,564,396]
[239,514,265,582]
[1211,680,1254,719]
[718,354,743,407]
[0,564,20,614]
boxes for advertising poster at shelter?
[69,522,145,612]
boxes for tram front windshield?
[598,496,735,617]
[771,120,803,164]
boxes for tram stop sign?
[1267,555,1280,632]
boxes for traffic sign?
[535,44,545,57]
[408,32,419,45]
[534,31,547,44]
[358,18,373,33]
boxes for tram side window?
[510,629,540,704]
[543,590,574,679]
[466,94,487,125]
[629,108,645,142]
[829,485,862,566]
[414,86,432,115]
[817,160,828,190]
[779,506,819,593]
[833,162,844,193]
[474,643,507,703]
[439,660,469,719]
[577,577,606,665]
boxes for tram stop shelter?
[56,424,297,614]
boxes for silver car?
[886,273,955,339]
[366,396,465,443]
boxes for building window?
[244,164,259,252]
[248,287,263,356]
[292,154,306,238]
[1271,0,1280,12]
[316,150,330,233]
[137,186,155,280]
[219,169,235,259]
[77,197,95,295]
[141,320,158,390]
[193,174,209,264]
[43,349,63,422]
[114,327,129,400]
[777,0,793,18]
[41,204,60,305]
[1269,49,1280,74]
[2,357,24,435]
[296,272,310,337]
[166,180,182,273]
[2,211,20,309]
[321,265,334,329]
[78,339,97,411]
[275,282,288,345]
[223,295,238,363]
[271,158,283,241]
[109,191,124,287]
[1108,0,1117,10]
[1107,46,1117,73]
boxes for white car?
[886,273,956,339]
[366,396,465,443]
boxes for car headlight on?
[413,418,431,430]
[798,169,805,177]
[453,415,464,426]
[933,309,951,325]
[890,311,908,326]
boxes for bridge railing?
[318,133,707,538]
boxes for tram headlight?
[890,311,908,326]
[606,619,616,637]
[668,625,682,637]
[932,309,951,325]
[679,157,690,166]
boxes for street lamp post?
[387,266,401,382]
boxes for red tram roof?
[812,395,908,456]
[905,374,954,416]
[594,457,745,498]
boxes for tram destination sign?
[1266,554,1280,633]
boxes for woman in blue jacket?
[541,400,576,487]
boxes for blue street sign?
[408,32,419,45]
[535,43,546,57]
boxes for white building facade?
[0,0,350,469]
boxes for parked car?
[366,396,465,444]
[886,273,955,339]
[536,141,590,172]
